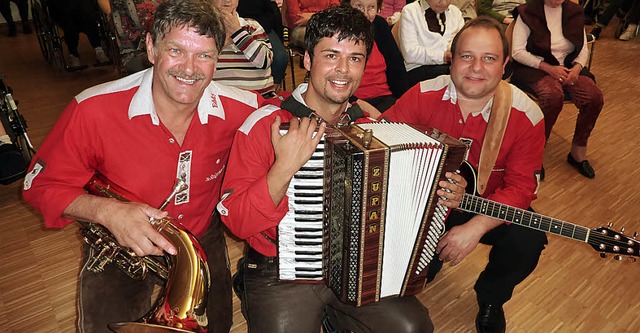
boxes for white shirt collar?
[128,68,226,125]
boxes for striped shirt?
[213,14,275,97]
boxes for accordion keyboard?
[277,134,325,281]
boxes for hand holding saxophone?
[102,200,177,257]
[64,194,177,256]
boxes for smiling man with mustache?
[22,0,264,332]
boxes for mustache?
[168,70,206,81]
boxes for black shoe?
[0,143,29,185]
[476,303,506,333]
[590,26,602,39]
[567,153,595,179]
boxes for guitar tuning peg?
[628,256,637,263]
[608,222,613,228]
[614,255,623,261]
[600,252,607,259]
[634,232,638,240]
[620,227,625,234]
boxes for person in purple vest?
[511,0,604,179]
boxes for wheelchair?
[30,0,66,71]
[0,76,36,185]
[29,0,120,73]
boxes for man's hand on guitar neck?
[436,215,502,265]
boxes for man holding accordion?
[218,6,466,333]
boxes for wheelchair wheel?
[31,0,54,64]
[30,0,66,71]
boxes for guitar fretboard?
[459,194,590,242]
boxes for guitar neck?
[458,194,591,243]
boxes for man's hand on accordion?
[267,116,326,206]
[437,172,467,209]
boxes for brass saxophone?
[79,173,210,333]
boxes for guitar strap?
[477,80,512,196]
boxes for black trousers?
[48,0,102,56]
[428,209,548,306]
[237,247,434,333]
[77,214,232,333]
[0,0,28,26]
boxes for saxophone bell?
[80,174,210,332]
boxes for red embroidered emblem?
[211,93,218,108]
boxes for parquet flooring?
[1,22,639,333]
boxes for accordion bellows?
[278,122,467,307]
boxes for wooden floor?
[1,24,640,333]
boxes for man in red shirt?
[382,17,548,333]
[218,6,465,332]
[22,0,262,332]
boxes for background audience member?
[0,0,31,36]
[48,0,112,71]
[343,0,409,113]
[237,0,288,92]
[398,0,464,86]
[451,0,477,21]
[589,0,636,38]
[212,0,276,97]
[104,0,160,74]
[477,0,525,25]
[284,0,340,49]
[619,0,639,40]
[380,0,405,24]
[512,0,604,179]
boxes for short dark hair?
[450,16,510,63]
[150,0,226,54]
[304,6,374,62]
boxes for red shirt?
[284,0,340,30]
[218,84,374,256]
[354,41,393,100]
[382,76,545,210]
[22,69,262,238]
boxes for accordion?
[277,122,467,307]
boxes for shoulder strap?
[477,80,512,196]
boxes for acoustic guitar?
[455,162,639,260]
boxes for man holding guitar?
[381,17,547,333]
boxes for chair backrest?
[585,33,595,71]
[391,22,400,50]
[505,20,515,57]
